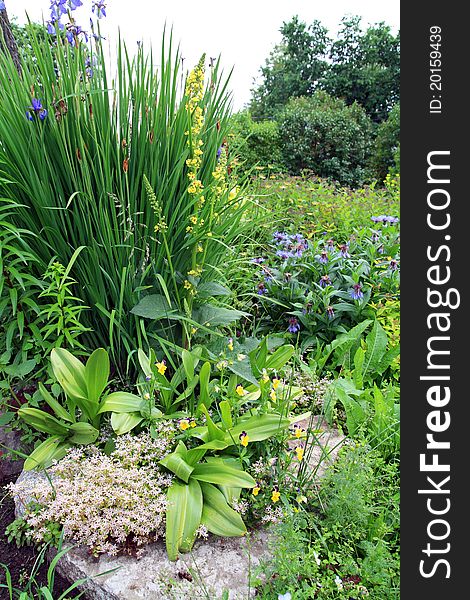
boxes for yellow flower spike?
[236,385,246,397]
[271,489,280,503]
[156,360,167,376]
[239,431,249,447]
[272,378,281,390]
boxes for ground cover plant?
[0,2,400,598]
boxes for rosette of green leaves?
[160,400,290,560]
[18,347,148,470]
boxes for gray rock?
[0,412,27,479]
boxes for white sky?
[7,0,400,110]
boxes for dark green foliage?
[250,16,329,120]
[229,110,284,173]
[278,92,374,186]
[371,103,400,181]
[322,16,400,123]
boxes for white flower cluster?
[10,429,177,556]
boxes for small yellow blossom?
[179,419,190,431]
[143,392,150,400]
[272,378,280,390]
[252,486,261,496]
[261,369,269,383]
[237,353,246,361]
[190,419,197,428]
[197,245,204,253]
[191,327,197,334]
[271,489,280,503]
[156,360,167,376]
[239,431,249,447]
[183,280,193,290]
[295,446,304,461]
[228,338,234,351]
[236,385,246,396]
[228,187,238,201]
[189,215,198,224]
[270,389,277,401]
[294,426,304,439]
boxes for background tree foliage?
[251,14,400,124]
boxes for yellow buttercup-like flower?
[179,419,190,431]
[156,360,167,376]
[252,485,261,496]
[228,337,234,351]
[272,378,280,390]
[271,489,280,503]
[236,385,246,396]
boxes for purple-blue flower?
[287,317,300,334]
[389,259,398,271]
[69,0,83,8]
[251,257,265,265]
[319,275,331,288]
[317,251,328,264]
[326,238,335,252]
[339,244,350,258]
[49,0,67,19]
[27,98,48,121]
[326,306,335,319]
[92,0,107,18]
[350,283,364,301]
[0,2,6,11]
[276,250,292,260]
[257,282,267,295]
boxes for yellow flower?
[183,280,193,290]
[271,489,280,503]
[197,245,204,253]
[189,215,198,225]
[156,360,167,375]
[228,187,238,201]
[190,419,197,428]
[252,486,261,496]
[261,369,269,383]
[272,378,280,390]
[295,446,304,461]
[239,431,249,447]
[191,327,197,335]
[294,426,304,439]
[179,419,190,431]
[270,389,277,401]
[143,392,150,400]
[228,338,234,351]
[236,385,246,396]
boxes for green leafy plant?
[17,347,145,470]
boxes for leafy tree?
[10,18,50,63]
[371,103,400,181]
[250,16,329,119]
[322,16,400,122]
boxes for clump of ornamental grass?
[9,428,177,556]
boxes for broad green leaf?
[185,446,208,467]
[181,349,195,381]
[225,413,290,444]
[17,407,70,436]
[196,281,232,298]
[363,320,388,377]
[353,346,365,389]
[192,460,256,488]
[3,359,36,378]
[38,383,74,423]
[200,482,247,537]
[50,348,88,402]
[68,422,99,444]
[138,348,152,378]
[160,452,194,483]
[227,359,258,386]
[23,436,61,471]
[199,361,211,408]
[85,348,110,407]
[194,304,248,327]
[265,344,295,370]
[219,401,233,429]
[130,294,176,320]
[199,404,225,441]
[110,412,144,434]
[98,392,145,414]
[165,479,203,560]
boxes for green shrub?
[371,103,400,181]
[278,92,374,186]
[229,110,284,173]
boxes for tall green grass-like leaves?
[0,20,248,378]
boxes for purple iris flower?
[92,0,107,17]
[287,317,300,334]
[27,98,48,121]
[371,231,380,243]
[216,146,223,160]
[350,283,364,301]
[49,0,67,19]
[69,0,83,8]
[0,2,6,10]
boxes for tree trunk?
[0,7,22,76]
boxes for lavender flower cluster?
[47,1,107,42]
[272,232,309,260]
[371,215,399,224]
[10,429,175,556]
